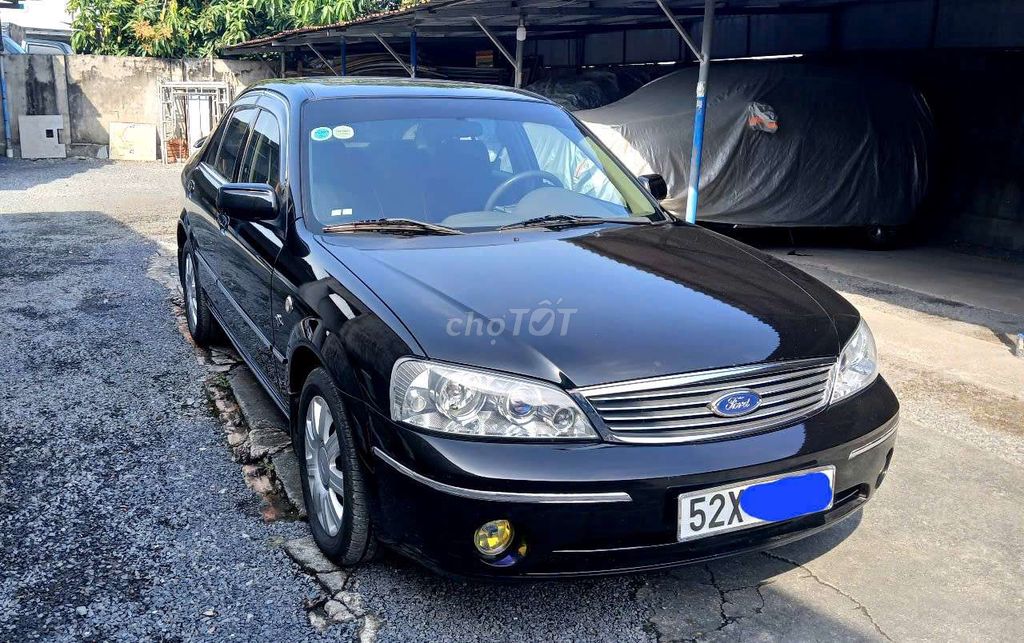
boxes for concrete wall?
[65,55,181,153]
[0,54,274,158]
[1,54,68,153]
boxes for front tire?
[296,368,377,566]
[179,240,217,347]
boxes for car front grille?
[576,358,836,443]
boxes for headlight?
[830,320,878,403]
[390,359,598,440]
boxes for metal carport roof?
[222,0,898,52]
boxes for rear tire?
[179,240,217,347]
[295,367,378,566]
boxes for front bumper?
[366,378,899,578]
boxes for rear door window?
[214,109,256,180]
[200,124,226,166]
[239,110,281,188]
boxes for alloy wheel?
[304,395,345,536]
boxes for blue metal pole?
[0,53,12,158]
[340,36,347,76]
[409,31,417,78]
[683,0,716,224]
[0,12,12,158]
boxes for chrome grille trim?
[576,358,836,444]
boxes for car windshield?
[302,97,661,231]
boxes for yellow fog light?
[473,520,514,557]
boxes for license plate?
[677,466,835,542]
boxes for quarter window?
[239,111,281,188]
[214,109,256,180]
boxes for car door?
[214,106,288,388]
[186,103,257,317]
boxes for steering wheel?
[484,170,564,212]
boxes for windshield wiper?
[496,214,655,231]
[322,218,463,236]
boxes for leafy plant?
[69,0,399,57]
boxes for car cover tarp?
[575,63,933,227]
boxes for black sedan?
[177,78,899,578]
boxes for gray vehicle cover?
[575,63,933,226]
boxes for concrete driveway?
[1,158,1021,642]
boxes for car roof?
[243,77,550,105]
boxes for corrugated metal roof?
[221,0,868,54]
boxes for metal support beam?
[306,43,339,76]
[410,30,417,79]
[340,37,347,76]
[683,0,716,224]
[473,16,517,68]
[474,16,524,88]
[372,32,413,77]
[514,19,526,88]
[655,0,703,61]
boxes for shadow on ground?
[0,209,329,641]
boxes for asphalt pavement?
[1,158,1021,642]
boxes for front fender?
[285,290,417,457]
[287,317,362,403]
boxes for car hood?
[319,224,840,387]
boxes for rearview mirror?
[217,183,278,221]
[638,174,668,201]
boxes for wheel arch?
[177,219,188,251]
[286,332,362,421]
[176,213,189,278]
[288,344,323,421]
[285,328,377,462]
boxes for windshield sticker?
[330,208,354,217]
[310,127,332,142]
[332,125,355,140]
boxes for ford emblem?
[709,390,762,418]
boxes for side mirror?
[638,173,668,201]
[217,183,278,221]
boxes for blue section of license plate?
[677,466,835,542]
[739,471,833,522]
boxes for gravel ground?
[2,159,1022,642]
[0,160,342,641]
